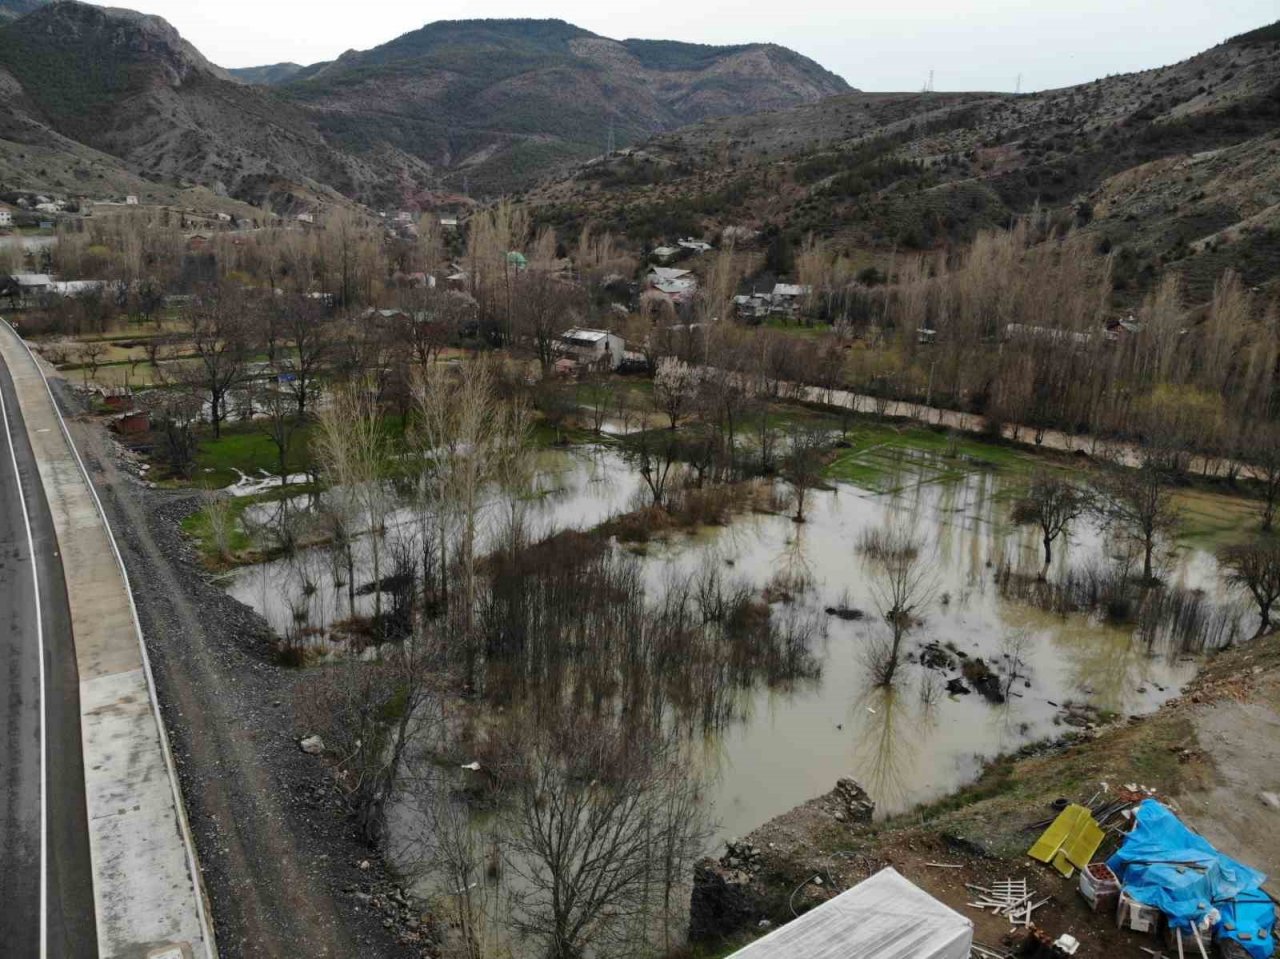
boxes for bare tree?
[500,715,709,959]
[514,271,584,373]
[858,524,935,687]
[313,379,395,633]
[256,382,303,486]
[782,426,828,523]
[1220,539,1280,637]
[272,294,333,418]
[627,427,681,508]
[177,293,255,439]
[147,390,202,479]
[298,629,442,842]
[412,359,531,685]
[1012,472,1088,577]
[78,339,108,387]
[1098,454,1180,584]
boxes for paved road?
[0,351,97,958]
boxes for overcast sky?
[100,0,1277,92]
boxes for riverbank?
[689,629,1280,956]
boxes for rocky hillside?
[531,21,1280,303]
[0,1,435,208]
[0,6,851,206]
[243,19,853,192]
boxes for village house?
[1103,315,1145,342]
[650,245,682,264]
[296,212,315,224]
[125,195,139,206]
[556,328,626,371]
[647,265,699,305]
[733,293,772,321]
[0,210,12,228]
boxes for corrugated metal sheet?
[726,868,973,959]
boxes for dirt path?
[62,405,418,958]
[1178,667,1280,893]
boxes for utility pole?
[1015,73,1022,95]
[607,119,615,156]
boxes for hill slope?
[529,22,1280,301]
[0,7,852,205]
[0,1,434,208]
[246,18,853,192]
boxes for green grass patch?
[822,421,1039,493]
[192,421,317,489]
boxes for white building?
[726,868,973,959]
[0,210,12,227]
[125,195,139,206]
[296,212,315,224]
[557,328,626,370]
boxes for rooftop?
[725,868,972,959]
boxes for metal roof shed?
[726,868,973,959]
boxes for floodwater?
[222,445,648,641]
[626,475,1218,836]
[219,438,1249,935]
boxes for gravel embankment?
[56,384,432,958]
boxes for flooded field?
[217,432,1251,946]
[222,445,648,642]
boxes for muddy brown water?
[218,441,1249,949]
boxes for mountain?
[239,19,853,192]
[529,21,1280,303]
[0,6,851,206]
[229,62,304,86]
[0,1,432,207]
[0,0,48,23]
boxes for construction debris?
[964,878,1049,927]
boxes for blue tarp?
[1107,799,1275,959]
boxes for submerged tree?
[858,524,935,687]
[412,359,532,686]
[1012,472,1088,576]
[1219,539,1280,637]
[1098,453,1180,584]
[313,379,395,633]
[782,426,828,523]
[501,715,710,959]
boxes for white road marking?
[0,368,47,959]
[5,321,216,957]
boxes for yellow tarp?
[1028,804,1089,864]
[1061,816,1105,871]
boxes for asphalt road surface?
[0,351,97,958]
